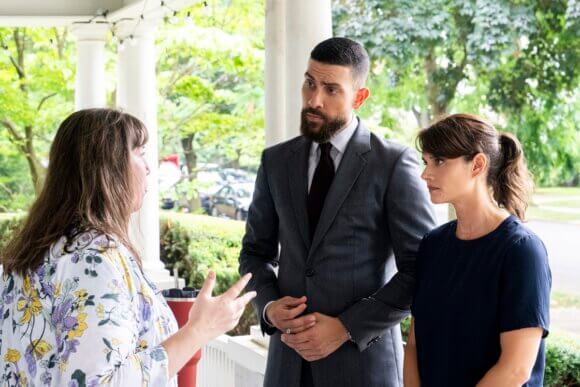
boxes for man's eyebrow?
[304,72,342,88]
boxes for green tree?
[156,0,264,210]
[0,27,75,194]
[334,0,580,185]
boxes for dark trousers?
[300,360,314,387]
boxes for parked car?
[209,182,254,221]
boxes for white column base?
[144,267,185,290]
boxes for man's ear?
[472,153,488,178]
[353,87,370,109]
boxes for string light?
[70,0,209,50]
[185,11,193,25]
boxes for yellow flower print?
[4,349,21,363]
[16,276,42,324]
[137,339,148,351]
[54,282,62,298]
[31,340,53,360]
[74,289,89,303]
[18,371,28,387]
[68,312,88,339]
[96,303,105,319]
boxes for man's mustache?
[303,108,327,120]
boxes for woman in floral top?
[0,109,255,386]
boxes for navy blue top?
[411,215,551,387]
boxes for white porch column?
[116,20,182,290]
[264,0,286,147]
[264,0,332,146]
[71,22,109,110]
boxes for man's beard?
[300,108,347,143]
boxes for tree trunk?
[24,125,45,194]
[180,134,200,211]
[411,106,431,128]
[424,51,449,121]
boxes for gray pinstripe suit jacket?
[239,120,436,387]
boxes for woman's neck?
[452,188,510,240]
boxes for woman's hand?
[163,271,256,378]
[186,271,257,344]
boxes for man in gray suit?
[239,37,436,387]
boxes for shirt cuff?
[263,300,275,327]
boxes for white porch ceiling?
[0,0,197,26]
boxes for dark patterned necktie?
[307,142,335,238]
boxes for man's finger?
[293,342,317,352]
[223,273,253,299]
[284,320,316,334]
[284,314,316,329]
[280,296,307,307]
[281,331,311,345]
[296,348,320,357]
[280,303,307,320]
[198,270,217,298]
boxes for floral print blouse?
[0,231,178,386]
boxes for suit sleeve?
[338,147,437,351]
[238,150,281,335]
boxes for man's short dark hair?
[310,37,370,87]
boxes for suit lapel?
[288,137,312,249]
[308,123,371,260]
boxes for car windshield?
[234,184,254,198]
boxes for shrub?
[0,214,23,254]
[545,335,580,386]
[159,212,257,336]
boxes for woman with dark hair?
[403,114,551,387]
[0,109,255,386]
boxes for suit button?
[305,268,315,277]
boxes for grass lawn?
[552,292,580,309]
[534,187,580,196]
[528,187,580,223]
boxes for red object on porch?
[166,297,202,387]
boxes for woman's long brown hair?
[417,113,533,220]
[1,108,148,276]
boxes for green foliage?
[0,26,75,201]
[334,0,580,186]
[502,95,580,185]
[544,335,580,386]
[156,1,265,208]
[0,214,22,253]
[159,213,257,335]
[0,142,35,211]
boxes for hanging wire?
[69,0,209,45]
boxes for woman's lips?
[427,186,440,192]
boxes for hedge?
[159,212,257,335]
[1,213,579,385]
